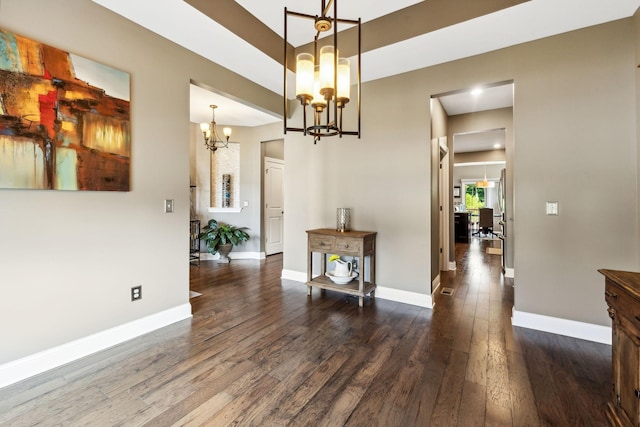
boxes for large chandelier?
[200,104,232,152]
[284,0,361,143]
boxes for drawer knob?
[605,291,618,299]
[635,389,640,399]
[607,307,615,319]
[636,315,640,322]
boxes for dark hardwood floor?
[0,238,611,426]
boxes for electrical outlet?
[164,199,174,213]
[131,286,142,301]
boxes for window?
[461,179,499,223]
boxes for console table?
[600,269,640,427]
[306,228,376,307]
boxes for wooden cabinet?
[600,269,640,427]
[306,228,376,307]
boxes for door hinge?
[439,248,443,253]
[266,169,269,174]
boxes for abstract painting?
[0,28,130,191]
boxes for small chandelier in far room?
[284,0,361,144]
[200,104,232,152]
[476,165,495,188]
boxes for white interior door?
[264,158,284,255]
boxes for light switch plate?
[164,199,174,213]
[546,201,558,216]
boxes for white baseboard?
[282,270,433,308]
[376,286,433,308]
[505,268,514,278]
[281,269,308,282]
[199,251,265,261]
[512,309,611,344]
[0,303,192,389]
[432,274,441,295]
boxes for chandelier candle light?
[200,104,232,152]
[284,0,361,143]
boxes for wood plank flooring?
[0,238,612,426]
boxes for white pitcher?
[333,260,352,277]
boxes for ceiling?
[92,0,640,143]
[438,82,514,153]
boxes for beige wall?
[1,0,638,372]
[284,19,638,327]
[431,98,448,138]
[263,139,285,160]
[284,71,437,294]
[0,0,281,364]
[512,22,636,324]
[453,163,504,185]
[454,150,506,164]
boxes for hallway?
[435,237,610,425]
[0,240,611,425]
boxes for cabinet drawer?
[309,235,334,251]
[607,280,640,331]
[334,238,360,255]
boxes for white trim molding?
[505,268,515,278]
[200,251,265,261]
[448,261,456,271]
[208,207,242,213]
[281,270,433,309]
[281,269,307,283]
[376,286,433,308]
[432,274,441,295]
[0,303,192,389]
[512,309,611,345]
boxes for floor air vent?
[441,287,455,296]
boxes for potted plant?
[199,219,250,263]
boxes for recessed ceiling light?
[494,143,501,148]
[471,88,483,96]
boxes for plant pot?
[217,243,233,263]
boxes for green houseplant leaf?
[198,219,250,255]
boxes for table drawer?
[309,234,334,251]
[334,237,361,255]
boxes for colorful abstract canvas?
[0,28,130,191]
